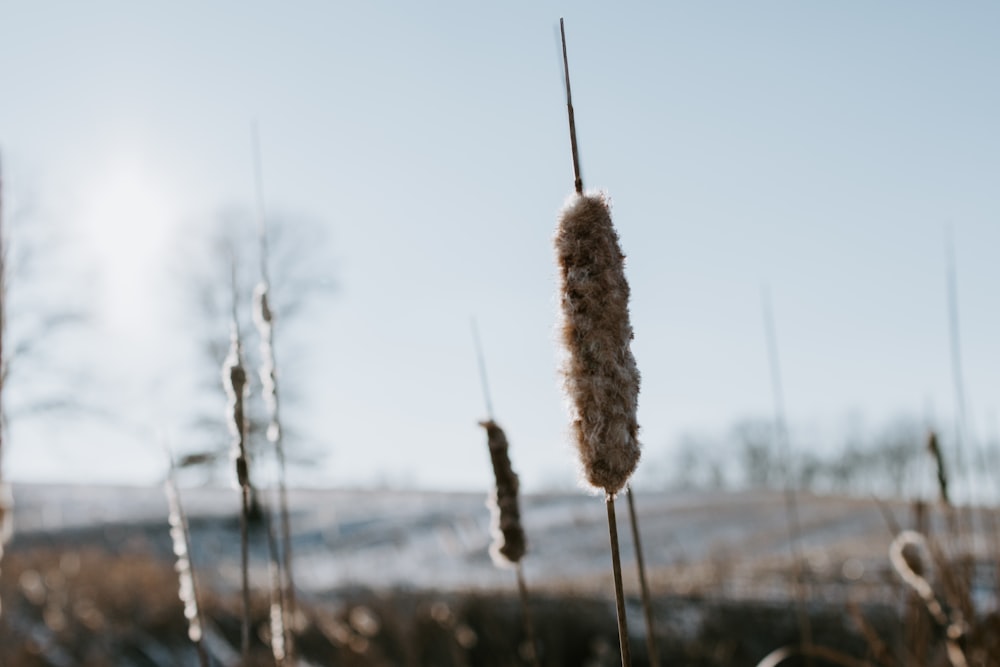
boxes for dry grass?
[0,538,918,667]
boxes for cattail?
[223,326,250,491]
[555,192,641,495]
[479,420,527,566]
[253,282,280,443]
[222,315,252,659]
[164,467,210,667]
[252,122,298,660]
[889,530,968,667]
[927,430,950,506]
[556,20,639,666]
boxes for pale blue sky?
[0,2,998,492]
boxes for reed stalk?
[252,123,297,661]
[761,287,813,664]
[0,151,8,620]
[557,19,641,665]
[515,564,541,667]
[472,322,540,666]
[927,430,950,507]
[606,495,632,666]
[626,486,659,667]
[165,458,211,667]
[480,420,538,666]
[222,261,252,660]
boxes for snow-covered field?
[8,483,957,601]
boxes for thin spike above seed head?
[479,419,527,566]
[555,192,641,495]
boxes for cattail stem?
[516,564,541,667]
[559,18,583,195]
[928,431,951,507]
[239,484,252,658]
[944,229,969,489]
[165,465,210,667]
[473,330,538,666]
[263,495,287,666]
[625,486,659,667]
[223,260,252,661]
[606,495,632,667]
[470,317,494,420]
[252,124,297,661]
[0,151,7,621]
[761,287,814,663]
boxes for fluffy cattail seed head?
[479,420,527,566]
[555,192,641,495]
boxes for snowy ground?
[10,483,972,603]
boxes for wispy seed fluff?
[555,192,641,495]
[479,420,527,566]
[222,327,250,490]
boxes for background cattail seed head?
[479,419,527,566]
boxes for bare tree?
[733,419,776,489]
[0,154,90,614]
[174,206,335,494]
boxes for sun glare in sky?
[80,152,175,338]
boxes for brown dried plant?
[164,459,210,667]
[555,19,641,666]
[252,124,297,662]
[479,420,527,567]
[555,192,641,496]
[222,288,252,660]
[0,152,7,620]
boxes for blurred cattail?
[164,466,210,667]
[253,282,280,443]
[555,192,641,495]
[889,530,968,667]
[223,325,250,491]
[927,430,950,506]
[252,124,298,658]
[251,282,289,666]
[479,420,527,566]
[222,298,252,658]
